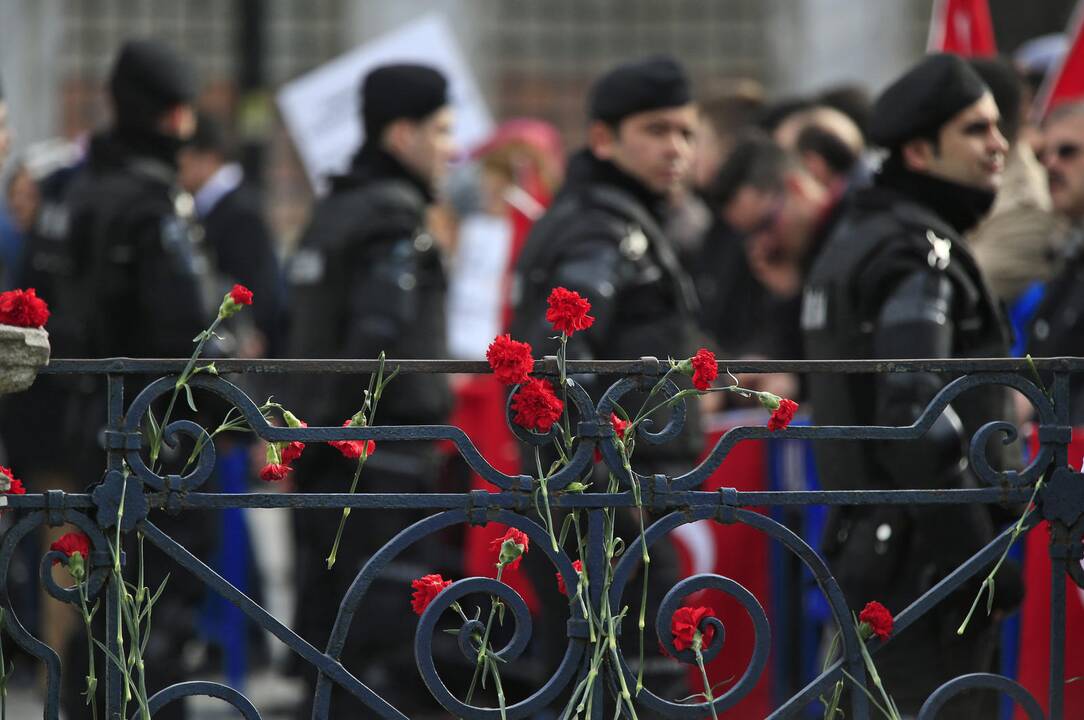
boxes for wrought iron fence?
[0,356,1079,719]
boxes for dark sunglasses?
[1043,142,1083,163]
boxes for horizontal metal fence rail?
[1,357,1080,719]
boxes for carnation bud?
[757,391,782,411]
[282,410,304,428]
[218,295,242,320]
[68,551,86,581]
[672,357,694,376]
[0,472,10,493]
[565,481,587,493]
[498,537,526,568]
[265,442,282,465]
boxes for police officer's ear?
[382,118,418,158]
[158,104,197,141]
[899,136,939,174]
[587,119,620,161]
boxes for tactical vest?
[511,183,703,462]
[287,178,450,426]
[802,188,1013,491]
[512,184,699,360]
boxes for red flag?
[1035,1,1084,117]
[927,0,998,56]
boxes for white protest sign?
[277,13,493,192]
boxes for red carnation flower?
[411,573,453,615]
[671,605,716,652]
[329,420,376,460]
[490,527,530,570]
[281,441,305,466]
[556,559,583,596]
[487,334,535,385]
[690,348,718,391]
[0,465,24,495]
[511,377,563,432]
[858,600,893,641]
[546,287,595,336]
[229,284,253,306]
[767,398,799,432]
[259,463,292,483]
[0,288,50,328]
[595,413,631,462]
[50,532,91,566]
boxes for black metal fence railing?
[0,357,1079,719]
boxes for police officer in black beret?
[802,54,1022,714]
[509,56,703,706]
[65,39,210,358]
[56,39,216,720]
[511,55,702,455]
[284,63,456,718]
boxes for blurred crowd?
[0,27,1082,719]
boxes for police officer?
[511,55,702,458]
[285,63,455,718]
[58,39,212,720]
[802,54,1022,714]
[66,40,209,358]
[509,56,702,707]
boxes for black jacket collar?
[331,142,433,202]
[560,149,667,223]
[874,157,995,235]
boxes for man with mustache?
[1027,101,1084,421]
[802,53,1021,715]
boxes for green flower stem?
[693,633,719,720]
[109,474,131,707]
[75,570,98,720]
[539,477,559,552]
[572,513,596,643]
[487,655,508,720]
[818,630,845,718]
[326,353,397,570]
[557,337,573,453]
[326,451,369,570]
[957,481,1042,636]
[149,316,223,469]
[623,446,649,696]
[856,639,901,720]
[466,564,506,704]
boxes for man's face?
[393,106,457,189]
[0,101,11,168]
[597,104,698,194]
[1042,112,1084,220]
[910,92,1007,192]
[177,147,221,194]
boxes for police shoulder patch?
[288,248,326,285]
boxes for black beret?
[869,53,989,149]
[361,63,449,140]
[109,40,197,130]
[589,55,692,125]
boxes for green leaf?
[183,383,198,413]
[146,408,160,443]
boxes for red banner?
[927,0,997,56]
[1034,1,1084,117]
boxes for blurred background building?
[1,0,1075,250]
